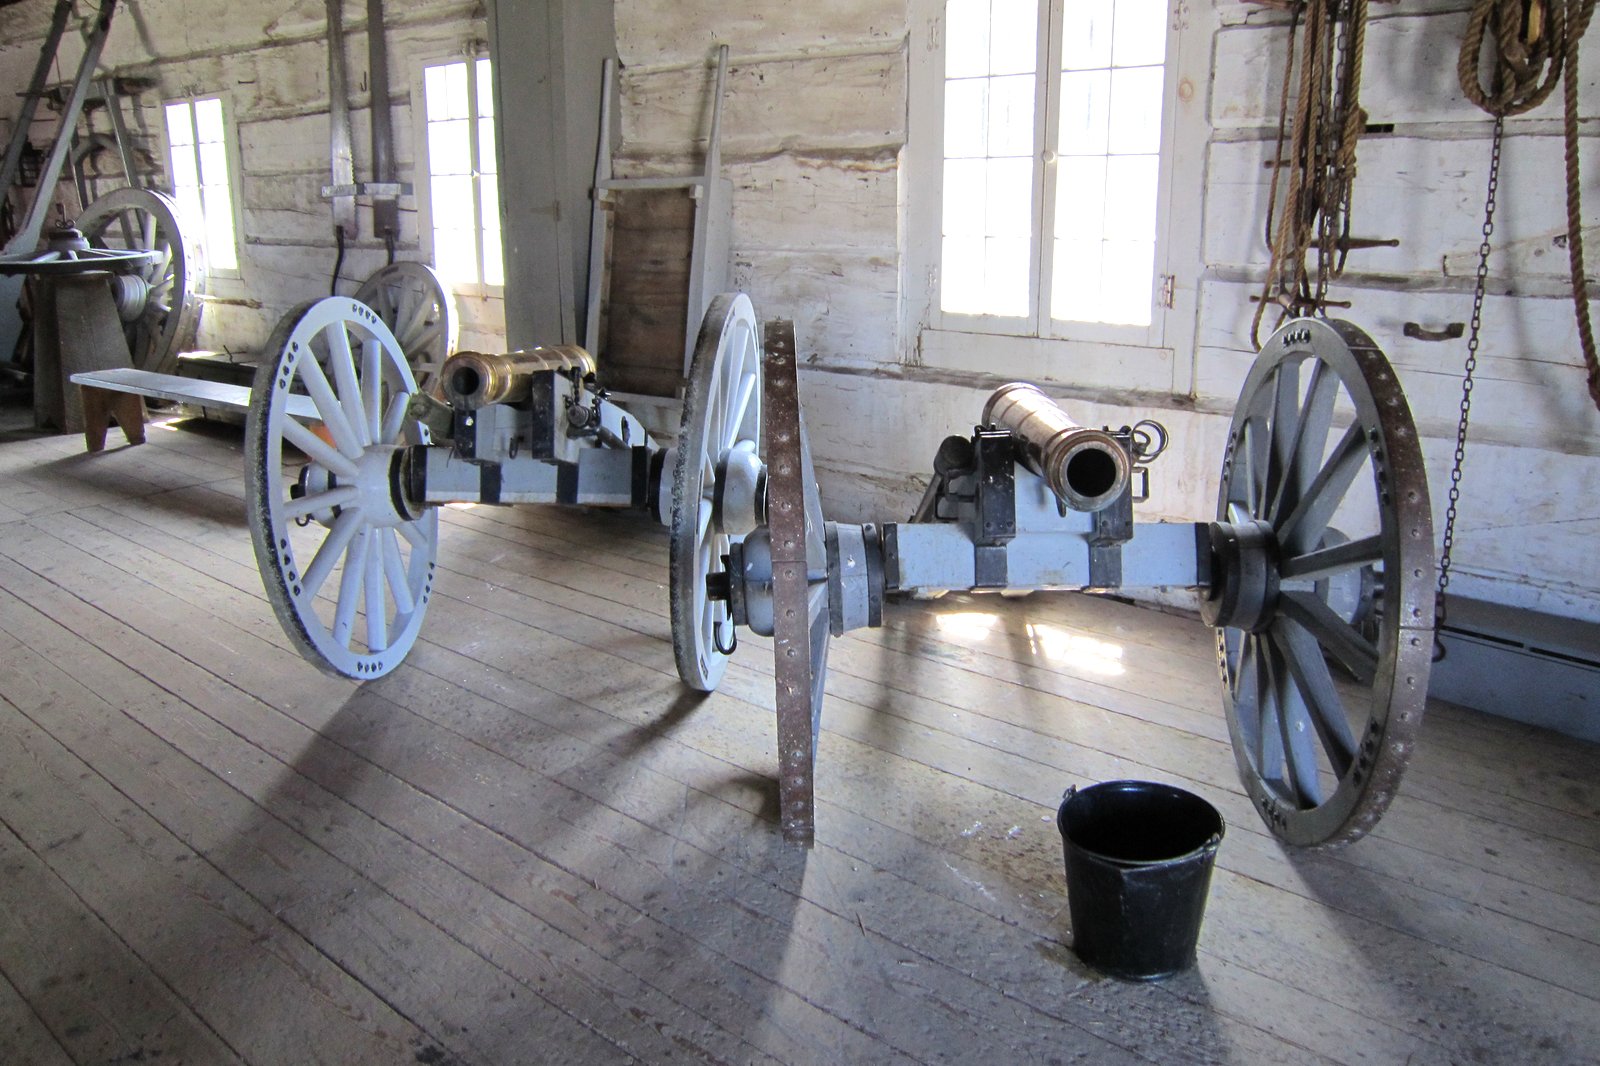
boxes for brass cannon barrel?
[982,382,1130,512]
[440,345,598,410]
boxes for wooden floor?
[0,418,1596,1066]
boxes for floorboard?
[0,421,1596,1065]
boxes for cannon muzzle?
[440,345,597,410]
[982,382,1130,512]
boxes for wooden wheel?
[1206,318,1435,847]
[669,293,763,691]
[354,261,456,393]
[245,298,438,680]
[76,188,202,374]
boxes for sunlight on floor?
[933,610,1000,640]
[1025,622,1126,677]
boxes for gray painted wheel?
[246,297,438,680]
[1209,318,1435,847]
[354,261,456,393]
[77,188,202,374]
[670,293,763,691]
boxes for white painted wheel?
[76,187,202,374]
[246,297,439,679]
[670,293,763,691]
[354,261,457,393]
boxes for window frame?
[160,93,245,282]
[412,53,504,298]
[904,0,1204,386]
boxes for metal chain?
[1435,116,1502,657]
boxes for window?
[164,97,239,272]
[931,0,1176,342]
[421,57,502,288]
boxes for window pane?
[477,117,497,174]
[1061,0,1114,70]
[1108,66,1164,155]
[1052,237,1103,322]
[983,236,1030,316]
[1055,156,1107,242]
[424,65,450,119]
[476,58,494,116]
[988,0,1037,76]
[429,119,472,176]
[941,235,987,314]
[1100,239,1155,325]
[194,98,225,143]
[198,141,229,186]
[943,159,987,237]
[433,227,477,282]
[200,184,238,270]
[1058,70,1110,156]
[1112,0,1168,68]
[944,79,989,158]
[431,175,474,233]
[945,0,992,79]
[175,187,204,240]
[169,147,199,190]
[479,173,500,236]
[164,103,193,146]
[985,157,1032,238]
[987,73,1035,157]
[1103,154,1158,240]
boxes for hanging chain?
[1435,116,1502,657]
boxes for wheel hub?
[1200,518,1279,632]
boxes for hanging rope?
[1458,0,1600,410]
[1253,0,1371,348]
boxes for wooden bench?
[69,368,319,451]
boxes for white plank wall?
[611,0,1600,624]
[0,418,1597,1064]
[0,0,507,353]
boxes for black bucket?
[1057,779,1225,980]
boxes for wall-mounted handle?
[1403,322,1465,342]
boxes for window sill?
[917,327,1175,394]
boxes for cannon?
[245,294,1434,848]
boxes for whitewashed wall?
[614,0,1600,623]
[0,0,505,354]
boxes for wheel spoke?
[398,519,430,549]
[1267,633,1325,807]
[1280,533,1381,581]
[1233,634,1261,753]
[697,497,713,545]
[1256,634,1287,788]
[364,533,388,651]
[1278,422,1367,555]
[279,418,360,481]
[398,290,431,343]
[1272,359,1337,523]
[295,350,364,459]
[281,484,358,522]
[326,324,370,447]
[361,338,383,442]
[332,527,370,648]
[380,528,416,615]
[726,368,756,451]
[302,506,366,601]
[1264,363,1301,517]
[380,392,410,445]
[1278,589,1379,684]
[1271,620,1357,777]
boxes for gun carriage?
[244,292,1433,849]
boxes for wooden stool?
[79,385,147,451]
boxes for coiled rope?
[1459,0,1599,410]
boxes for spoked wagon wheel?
[76,187,203,374]
[1205,318,1435,847]
[354,261,456,393]
[669,293,763,691]
[245,298,438,680]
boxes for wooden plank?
[0,698,427,1064]
[55,480,1599,1060]
[70,368,319,420]
[0,820,240,1065]
[615,1,907,68]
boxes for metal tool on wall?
[321,0,407,278]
